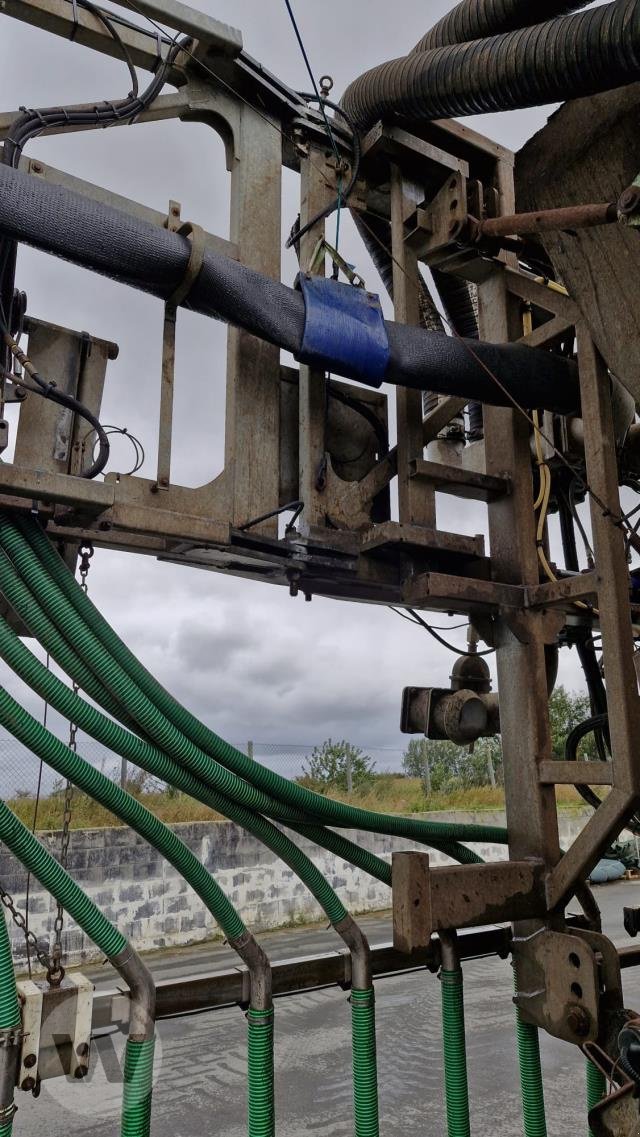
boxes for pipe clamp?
[295,273,389,388]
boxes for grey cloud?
[0,3,598,776]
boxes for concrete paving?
[17,879,640,1136]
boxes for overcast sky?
[0,2,600,783]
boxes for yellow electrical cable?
[524,309,601,617]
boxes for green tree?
[402,685,595,799]
[302,739,374,793]
[547,685,596,758]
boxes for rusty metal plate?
[514,930,600,1043]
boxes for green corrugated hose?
[122,1039,156,1137]
[516,1012,547,1137]
[0,801,157,1137]
[0,536,477,892]
[12,514,507,852]
[0,904,21,1137]
[587,1059,606,1137]
[0,523,386,1137]
[0,597,412,889]
[0,533,471,876]
[441,968,470,1137]
[0,680,248,940]
[247,1008,275,1137]
[0,666,279,1128]
[351,988,379,1137]
[0,635,383,1136]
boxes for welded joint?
[228,931,272,1012]
[109,945,155,1042]
[439,930,460,974]
[334,915,372,990]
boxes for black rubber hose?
[417,0,589,50]
[342,1,640,132]
[0,163,579,412]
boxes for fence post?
[346,750,353,795]
[423,749,432,797]
[247,741,254,761]
[120,758,128,789]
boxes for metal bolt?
[23,1053,37,1069]
[74,1066,88,1079]
[76,1042,90,1057]
[567,1006,591,1037]
[618,186,640,216]
[31,162,43,174]
[21,1077,36,1092]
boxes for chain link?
[48,544,95,985]
[0,883,52,974]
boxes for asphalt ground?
[17,879,640,1136]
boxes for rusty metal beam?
[392,852,546,953]
[538,761,613,786]
[472,202,617,242]
[525,571,599,609]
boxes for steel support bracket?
[513,929,601,1043]
[392,852,546,953]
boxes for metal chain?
[49,541,94,987]
[0,882,52,975]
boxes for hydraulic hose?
[0,164,578,413]
[0,536,384,1133]
[0,539,477,883]
[0,800,155,1137]
[11,514,508,850]
[0,524,481,874]
[440,935,470,1137]
[0,907,20,1137]
[587,1059,606,1137]
[350,988,379,1137]
[342,1,640,132]
[516,1012,547,1137]
[0,681,275,1135]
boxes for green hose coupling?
[440,967,470,1137]
[247,1007,275,1137]
[350,988,379,1137]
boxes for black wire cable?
[389,605,496,656]
[1,320,110,479]
[77,0,140,97]
[286,96,361,250]
[282,3,341,167]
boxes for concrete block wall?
[0,811,593,970]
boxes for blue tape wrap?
[295,273,389,388]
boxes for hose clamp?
[166,222,206,310]
[294,273,389,388]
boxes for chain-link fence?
[0,734,407,804]
[240,742,406,781]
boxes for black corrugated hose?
[342,0,640,131]
[416,0,589,51]
[0,162,580,412]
